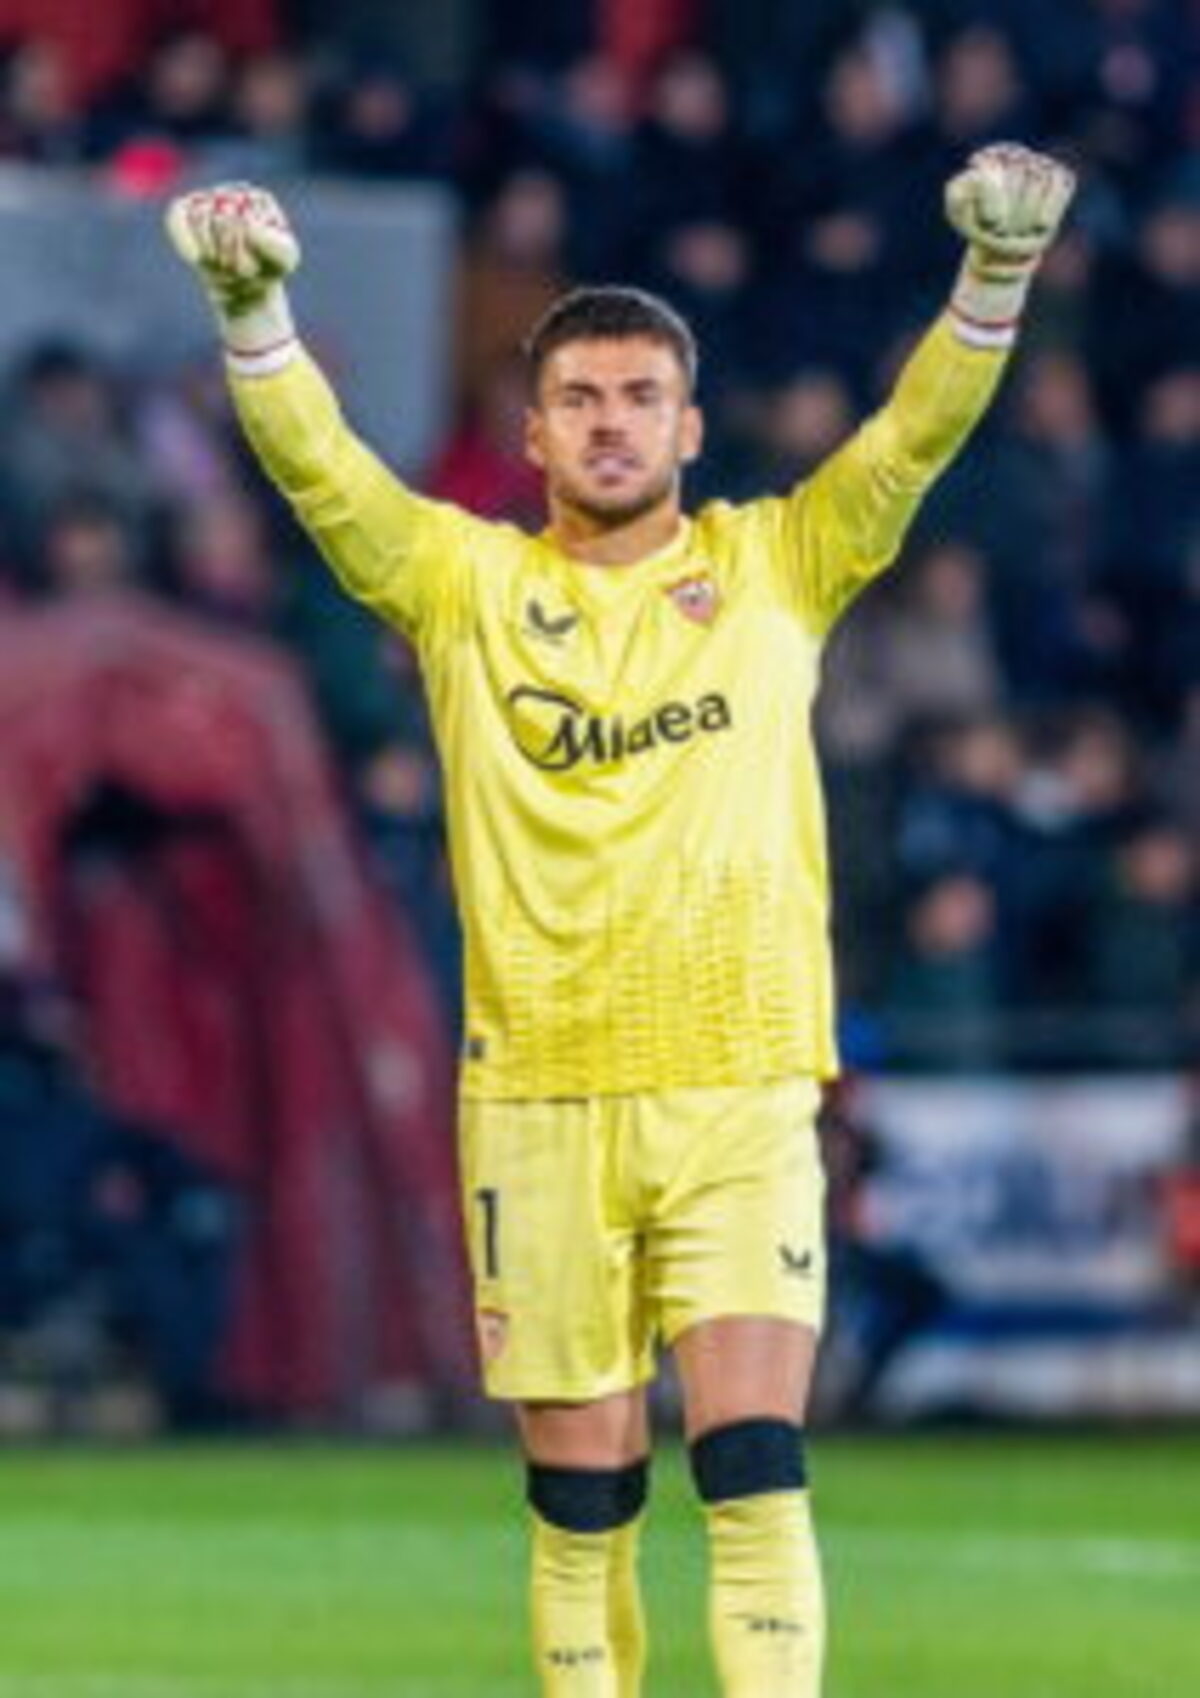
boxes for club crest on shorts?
[665,573,720,625]
[476,1308,510,1364]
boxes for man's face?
[526,336,702,526]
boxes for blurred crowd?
[0,0,1195,1069]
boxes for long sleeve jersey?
[231,316,1007,1098]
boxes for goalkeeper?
[167,146,1073,1697]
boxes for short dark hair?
[524,286,699,394]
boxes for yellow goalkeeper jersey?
[231,317,1006,1098]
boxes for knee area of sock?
[527,1459,649,1533]
[689,1418,807,1505]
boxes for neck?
[549,496,684,566]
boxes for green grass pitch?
[1,1433,1196,1696]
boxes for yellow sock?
[607,1515,646,1698]
[704,1489,825,1698]
[530,1513,618,1696]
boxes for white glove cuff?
[949,251,1033,350]
[217,285,299,377]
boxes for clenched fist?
[944,143,1076,340]
[946,143,1076,268]
[165,183,300,364]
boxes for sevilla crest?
[665,574,720,625]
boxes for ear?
[680,403,704,466]
[524,406,545,470]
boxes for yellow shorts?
[458,1077,826,1402]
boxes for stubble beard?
[553,462,680,530]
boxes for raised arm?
[773,144,1076,635]
[164,184,467,641]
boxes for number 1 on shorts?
[475,1186,501,1279]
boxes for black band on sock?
[689,1419,806,1504]
[527,1459,650,1532]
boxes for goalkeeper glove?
[165,183,301,374]
[944,143,1076,346]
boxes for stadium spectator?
[1067,0,1193,192]
[640,219,754,417]
[0,342,159,564]
[705,0,866,132]
[0,38,81,163]
[1106,368,1200,730]
[930,23,1033,159]
[425,355,545,527]
[167,489,279,626]
[885,869,1004,1066]
[195,48,311,181]
[981,349,1116,694]
[0,1,278,111]
[39,497,143,599]
[133,359,244,509]
[453,169,568,412]
[1086,816,1196,1058]
[873,540,1004,729]
[1094,191,1200,428]
[313,55,453,181]
[752,368,857,485]
[453,53,636,277]
[624,50,745,266]
[822,546,1005,999]
[1007,706,1145,1007]
[86,27,233,160]
[529,54,636,275]
[277,554,421,767]
[760,36,940,298]
[898,714,1024,886]
[1017,221,1097,359]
